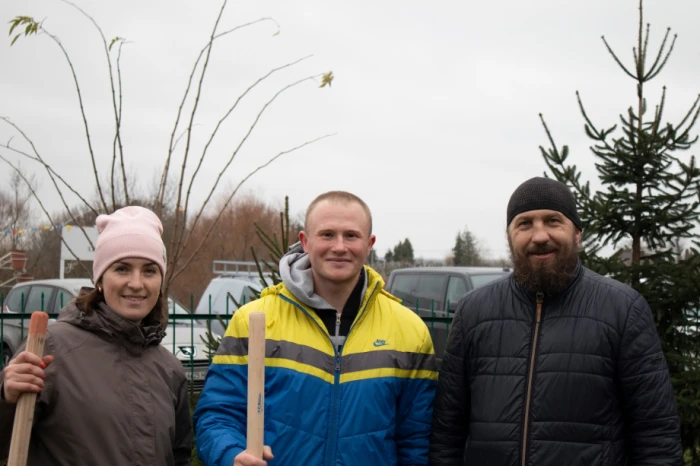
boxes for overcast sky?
[1,0,699,261]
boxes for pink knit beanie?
[92,206,167,282]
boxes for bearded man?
[429,177,681,466]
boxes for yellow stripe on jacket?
[212,266,438,383]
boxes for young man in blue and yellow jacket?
[194,191,438,466]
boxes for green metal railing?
[0,291,453,379]
[413,298,453,357]
[0,291,252,385]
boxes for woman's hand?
[234,446,274,465]
[2,351,54,404]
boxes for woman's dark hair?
[74,285,167,327]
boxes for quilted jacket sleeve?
[429,303,469,465]
[617,295,682,465]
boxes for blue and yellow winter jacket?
[193,266,438,465]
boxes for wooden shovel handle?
[246,311,266,458]
[7,312,49,466]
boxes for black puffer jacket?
[430,262,681,466]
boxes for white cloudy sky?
[1,0,699,261]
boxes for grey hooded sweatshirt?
[279,242,367,348]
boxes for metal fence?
[0,291,452,390]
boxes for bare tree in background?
[0,0,335,295]
[170,193,282,306]
[0,167,35,251]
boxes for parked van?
[194,276,264,336]
[385,266,511,360]
[1,279,211,391]
[193,261,273,337]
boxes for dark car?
[385,267,511,360]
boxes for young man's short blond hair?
[304,191,373,235]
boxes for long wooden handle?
[8,312,49,466]
[246,311,266,459]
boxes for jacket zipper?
[521,292,544,466]
[335,311,342,342]
[278,281,379,466]
[325,282,378,466]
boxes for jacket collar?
[59,301,165,356]
[264,265,386,314]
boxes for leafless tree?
[0,167,36,250]
[1,0,335,294]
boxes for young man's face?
[300,199,376,289]
[508,209,581,294]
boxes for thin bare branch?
[0,117,99,225]
[168,133,336,283]
[172,127,196,153]
[111,39,127,210]
[155,127,201,205]
[39,26,108,211]
[167,0,229,278]
[180,55,313,244]
[158,15,280,206]
[0,155,93,279]
[175,74,324,265]
[57,0,128,206]
[0,141,96,215]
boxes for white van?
[193,276,265,337]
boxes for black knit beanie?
[507,177,582,230]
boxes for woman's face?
[100,258,162,323]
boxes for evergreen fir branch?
[635,0,644,78]
[584,125,601,142]
[282,196,291,250]
[601,36,637,79]
[279,213,285,247]
[640,23,651,71]
[250,247,271,290]
[259,256,278,276]
[577,92,618,154]
[673,95,700,142]
[254,222,283,257]
[539,114,599,226]
[651,98,665,139]
[538,115,570,169]
[644,33,677,81]
[644,27,673,80]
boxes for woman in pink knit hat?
[0,206,192,466]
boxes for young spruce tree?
[539,0,700,460]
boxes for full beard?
[509,238,579,296]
